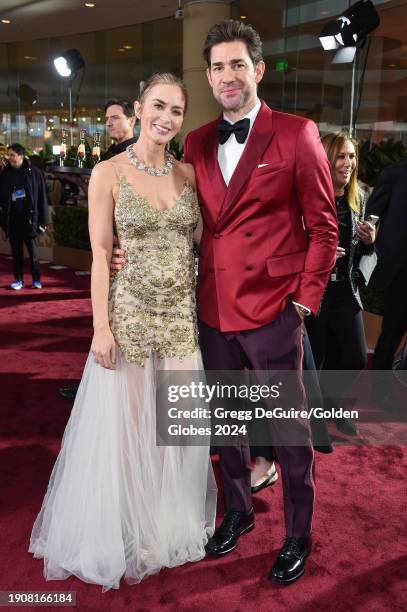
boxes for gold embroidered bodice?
[108,176,200,366]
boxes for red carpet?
[0,253,406,612]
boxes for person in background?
[105,98,137,155]
[365,160,407,412]
[305,132,376,435]
[0,143,49,290]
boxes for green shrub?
[53,205,90,250]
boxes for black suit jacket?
[366,160,407,290]
[0,160,49,237]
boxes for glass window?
[232,0,407,143]
[0,17,182,151]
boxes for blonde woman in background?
[305,132,376,436]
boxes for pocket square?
[258,163,269,168]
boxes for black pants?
[305,280,367,408]
[306,281,367,371]
[373,262,407,370]
[9,232,41,282]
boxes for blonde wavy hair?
[321,131,360,214]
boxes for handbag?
[358,251,377,286]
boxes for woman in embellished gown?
[29,73,217,590]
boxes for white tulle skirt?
[29,348,217,591]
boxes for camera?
[175,8,184,19]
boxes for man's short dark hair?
[203,19,263,67]
[8,143,26,156]
[104,98,135,118]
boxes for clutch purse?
[358,251,377,286]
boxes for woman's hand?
[356,220,375,245]
[91,326,116,370]
[336,246,346,260]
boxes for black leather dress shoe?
[270,537,310,585]
[58,386,79,400]
[205,508,254,556]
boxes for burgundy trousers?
[199,302,315,538]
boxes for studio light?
[18,84,38,106]
[319,0,380,63]
[53,49,85,146]
[53,48,85,78]
[332,46,358,65]
[319,0,381,136]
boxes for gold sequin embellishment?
[108,177,200,366]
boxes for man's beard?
[217,87,250,112]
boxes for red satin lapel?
[204,126,227,200]
[199,122,227,227]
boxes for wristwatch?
[292,302,311,317]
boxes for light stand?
[53,49,85,147]
[319,0,380,136]
[68,84,73,146]
[349,58,357,136]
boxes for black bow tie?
[217,118,250,145]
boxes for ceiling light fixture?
[85,3,96,7]
[1,19,11,24]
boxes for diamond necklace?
[126,144,173,177]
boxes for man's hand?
[111,235,126,273]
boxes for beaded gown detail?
[29,172,216,590]
[109,177,199,365]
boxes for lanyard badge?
[11,187,26,202]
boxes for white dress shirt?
[218,98,261,186]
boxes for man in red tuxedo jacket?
[110,20,338,584]
[183,20,338,585]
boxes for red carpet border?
[0,254,406,612]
